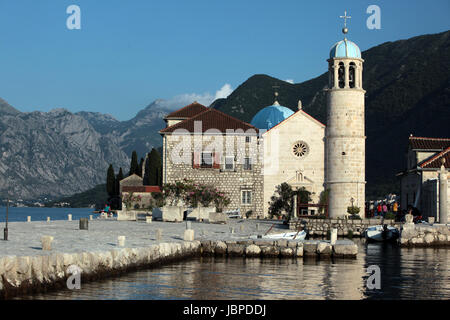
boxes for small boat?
[365,225,399,242]
[250,230,307,241]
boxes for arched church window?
[349,62,356,88]
[292,141,309,158]
[338,62,345,88]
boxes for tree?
[106,164,115,197]
[138,158,144,177]
[144,148,162,186]
[115,167,124,196]
[318,189,329,214]
[268,183,311,218]
[129,151,139,176]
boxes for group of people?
[368,201,399,217]
[367,201,424,223]
[367,201,400,218]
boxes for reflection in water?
[15,240,450,300]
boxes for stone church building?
[157,24,367,219]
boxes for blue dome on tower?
[250,102,294,131]
[329,39,361,59]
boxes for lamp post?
[4,197,9,241]
[350,197,355,216]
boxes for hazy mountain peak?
[0,97,20,115]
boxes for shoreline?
[1,219,448,299]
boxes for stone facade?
[325,57,366,218]
[262,110,325,215]
[162,133,264,217]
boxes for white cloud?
[285,79,294,84]
[158,83,233,110]
[214,83,233,100]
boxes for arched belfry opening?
[349,62,356,88]
[338,62,345,88]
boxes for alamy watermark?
[366,5,381,30]
[66,5,81,30]
[366,265,381,289]
[66,264,82,290]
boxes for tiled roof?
[160,108,258,134]
[164,102,208,119]
[122,186,161,193]
[409,136,450,150]
[419,147,450,169]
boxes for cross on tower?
[272,85,280,104]
[340,10,351,28]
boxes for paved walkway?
[0,219,288,257]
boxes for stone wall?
[399,223,450,246]
[163,134,264,217]
[0,241,201,299]
[199,239,358,259]
[289,217,402,237]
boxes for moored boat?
[250,230,307,241]
[365,225,399,242]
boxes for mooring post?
[156,229,162,241]
[3,197,9,241]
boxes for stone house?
[160,102,264,217]
[398,135,450,221]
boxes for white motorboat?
[250,230,307,241]
[365,225,399,242]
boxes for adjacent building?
[398,135,450,221]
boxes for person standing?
[382,203,388,217]
[377,203,382,216]
[393,202,399,215]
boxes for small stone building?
[119,174,161,210]
[398,136,450,221]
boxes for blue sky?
[0,0,449,120]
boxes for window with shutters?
[224,156,234,171]
[242,190,252,205]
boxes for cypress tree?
[129,151,139,176]
[106,164,116,196]
[115,167,124,196]
[148,148,162,186]
[143,154,151,185]
[138,157,144,177]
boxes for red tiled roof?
[419,147,450,169]
[122,186,161,193]
[160,108,258,134]
[164,102,208,119]
[409,136,450,150]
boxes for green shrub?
[384,212,396,220]
[347,206,360,215]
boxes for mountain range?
[0,30,449,201]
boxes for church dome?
[250,103,294,131]
[329,39,361,59]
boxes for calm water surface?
[0,207,96,223]
[16,240,449,300]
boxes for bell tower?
[325,11,366,218]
